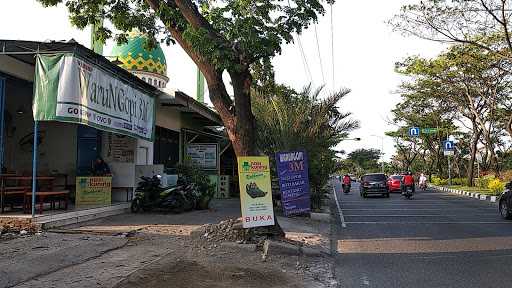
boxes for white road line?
[344,221,511,224]
[343,214,497,217]
[333,185,346,228]
[341,208,496,211]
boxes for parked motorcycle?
[131,176,200,213]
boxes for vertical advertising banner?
[276,150,311,216]
[238,156,275,228]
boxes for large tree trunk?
[467,122,481,187]
[145,0,284,239]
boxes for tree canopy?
[39,0,336,156]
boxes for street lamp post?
[371,135,385,173]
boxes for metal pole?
[448,156,452,187]
[0,77,4,213]
[381,137,384,173]
[0,77,5,170]
[31,121,38,217]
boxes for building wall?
[3,77,76,181]
[155,104,181,132]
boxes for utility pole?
[371,135,385,173]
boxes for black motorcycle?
[342,184,351,194]
[403,185,413,200]
[131,176,200,213]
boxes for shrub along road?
[331,181,512,288]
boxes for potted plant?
[176,160,216,210]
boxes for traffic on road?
[332,179,512,288]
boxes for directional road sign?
[408,127,420,137]
[421,128,438,134]
[443,140,455,151]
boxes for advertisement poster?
[276,150,311,216]
[33,54,155,141]
[106,133,135,162]
[238,156,275,228]
[186,144,218,170]
[76,177,112,206]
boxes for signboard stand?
[276,150,311,217]
[237,156,275,228]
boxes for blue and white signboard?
[409,127,420,137]
[276,150,311,217]
[443,140,454,151]
[443,140,454,156]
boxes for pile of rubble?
[192,218,246,244]
[0,218,39,240]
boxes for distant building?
[111,31,169,89]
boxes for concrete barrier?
[430,185,498,205]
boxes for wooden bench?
[0,186,31,212]
[23,191,69,214]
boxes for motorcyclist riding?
[402,172,415,195]
[342,174,351,193]
[419,173,427,190]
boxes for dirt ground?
[1,200,336,288]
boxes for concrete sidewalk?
[1,199,336,288]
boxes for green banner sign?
[33,54,155,141]
[421,128,438,134]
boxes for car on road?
[387,175,403,192]
[499,181,512,220]
[360,173,389,198]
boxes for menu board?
[106,133,135,163]
[186,144,218,170]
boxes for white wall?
[3,78,77,180]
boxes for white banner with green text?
[33,54,155,141]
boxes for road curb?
[431,185,498,203]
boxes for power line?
[314,24,325,84]
[296,35,313,83]
[287,0,313,84]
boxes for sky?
[0,0,446,160]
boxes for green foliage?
[346,148,381,173]
[475,175,496,189]
[175,160,216,200]
[252,85,359,209]
[451,178,464,186]
[38,0,335,72]
[431,176,442,186]
[488,179,506,196]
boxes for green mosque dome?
[111,31,167,77]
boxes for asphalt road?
[332,180,512,288]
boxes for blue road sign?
[443,140,454,151]
[408,127,420,137]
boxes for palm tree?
[252,85,359,209]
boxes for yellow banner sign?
[76,176,112,206]
[238,156,275,228]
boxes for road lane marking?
[343,214,498,217]
[333,185,346,228]
[341,208,496,211]
[344,221,511,224]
